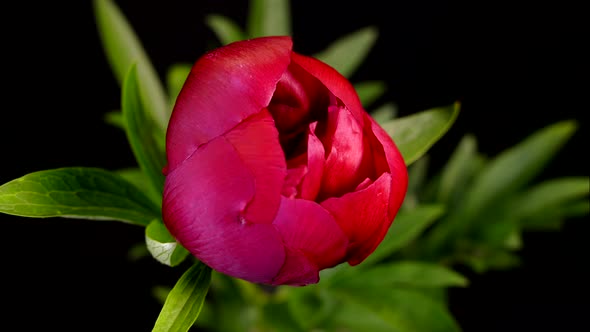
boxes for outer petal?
[163,136,285,283]
[224,110,286,224]
[166,36,293,171]
[321,173,393,265]
[270,248,319,286]
[272,197,348,285]
[290,52,366,127]
[366,114,408,221]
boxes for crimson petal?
[299,122,325,200]
[163,136,285,283]
[321,173,393,265]
[273,197,348,281]
[224,110,286,224]
[166,36,293,171]
[366,115,408,221]
[318,106,371,199]
[290,52,366,127]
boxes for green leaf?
[333,261,468,289]
[329,287,462,332]
[153,261,212,332]
[381,102,460,166]
[103,110,125,129]
[456,244,521,273]
[114,168,161,206]
[166,63,192,106]
[247,0,291,37]
[145,220,189,267]
[326,293,402,332]
[261,301,304,332]
[460,120,578,222]
[360,204,445,268]
[404,155,430,209]
[314,26,378,78]
[436,134,479,204]
[122,63,167,203]
[370,102,398,124]
[354,81,387,109]
[205,14,247,45]
[513,177,589,221]
[93,0,169,133]
[0,167,159,226]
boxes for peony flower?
[162,36,408,286]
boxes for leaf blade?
[93,0,169,132]
[205,14,247,45]
[0,167,159,226]
[247,0,291,37]
[153,261,212,332]
[382,102,460,166]
[122,63,167,202]
[314,26,378,78]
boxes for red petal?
[317,106,371,199]
[321,173,393,265]
[290,52,366,127]
[366,115,408,221]
[270,248,319,286]
[166,36,293,171]
[224,110,286,224]
[273,197,348,271]
[300,122,325,200]
[163,136,285,283]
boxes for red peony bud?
[163,36,408,286]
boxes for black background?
[2,1,587,331]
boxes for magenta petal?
[321,173,392,265]
[290,52,366,127]
[166,36,293,171]
[273,197,348,271]
[163,136,285,283]
[318,106,371,198]
[224,110,286,224]
[299,123,325,200]
[366,115,408,221]
[270,248,319,286]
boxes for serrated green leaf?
[205,14,247,45]
[93,0,169,133]
[146,220,189,267]
[371,102,398,124]
[333,261,468,289]
[0,167,159,226]
[382,102,460,166]
[166,63,192,106]
[360,204,445,268]
[247,0,291,37]
[153,261,212,332]
[329,287,462,332]
[354,80,387,109]
[122,63,166,203]
[314,26,378,78]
